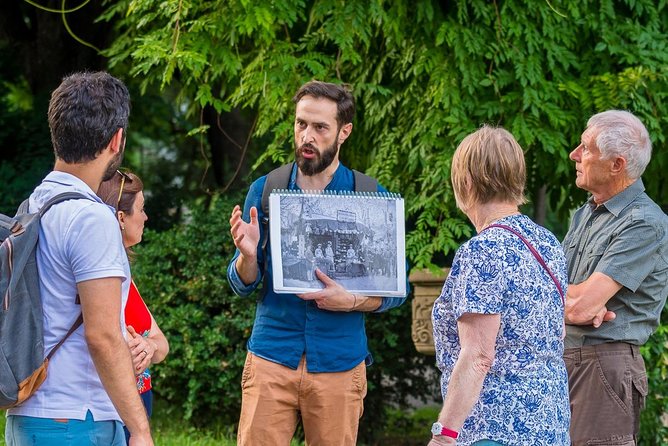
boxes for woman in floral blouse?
[429,126,570,446]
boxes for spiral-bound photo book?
[269,190,406,296]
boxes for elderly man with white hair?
[562,110,668,446]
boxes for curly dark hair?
[48,71,130,163]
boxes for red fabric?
[125,280,152,393]
[125,281,151,334]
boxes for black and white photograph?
[269,190,406,296]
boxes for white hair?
[587,110,652,179]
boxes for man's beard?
[102,133,126,181]
[102,152,124,181]
[295,140,338,176]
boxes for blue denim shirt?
[227,163,408,372]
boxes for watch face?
[431,422,443,435]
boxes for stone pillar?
[409,268,450,355]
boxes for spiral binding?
[271,189,402,199]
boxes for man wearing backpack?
[228,80,407,446]
[5,72,153,446]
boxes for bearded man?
[227,81,407,446]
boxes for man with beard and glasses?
[228,80,407,446]
[5,72,153,446]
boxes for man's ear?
[108,128,124,155]
[611,155,627,176]
[337,123,353,145]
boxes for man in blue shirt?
[228,81,407,446]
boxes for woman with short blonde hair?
[450,125,526,210]
[429,126,570,446]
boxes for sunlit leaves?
[103,0,668,272]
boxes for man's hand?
[229,205,260,258]
[565,303,616,328]
[297,268,355,311]
[79,278,152,444]
[229,205,260,285]
[591,307,616,328]
[564,275,620,328]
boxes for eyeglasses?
[116,169,132,210]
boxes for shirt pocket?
[583,245,606,274]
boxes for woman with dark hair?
[98,170,169,442]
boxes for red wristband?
[431,422,459,439]
[439,426,458,439]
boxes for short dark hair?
[292,81,355,127]
[48,71,130,163]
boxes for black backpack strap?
[352,170,377,192]
[261,163,295,251]
[261,163,295,216]
[259,163,294,295]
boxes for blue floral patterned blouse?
[432,215,571,445]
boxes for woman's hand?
[127,325,156,374]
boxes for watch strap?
[438,426,459,439]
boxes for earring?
[121,225,125,231]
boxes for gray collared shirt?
[563,179,668,348]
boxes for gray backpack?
[0,192,87,409]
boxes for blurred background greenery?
[1,0,668,443]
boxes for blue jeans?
[5,410,125,446]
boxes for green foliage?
[104,0,668,442]
[0,82,52,215]
[133,192,439,441]
[640,308,668,445]
[361,301,440,444]
[132,192,254,425]
[103,0,668,269]
[380,406,440,446]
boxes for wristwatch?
[431,421,459,439]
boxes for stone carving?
[409,268,450,355]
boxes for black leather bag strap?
[261,163,295,218]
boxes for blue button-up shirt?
[227,163,407,372]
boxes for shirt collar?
[288,162,346,191]
[589,178,645,217]
[44,171,100,196]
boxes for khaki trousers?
[564,343,648,446]
[237,352,367,446]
